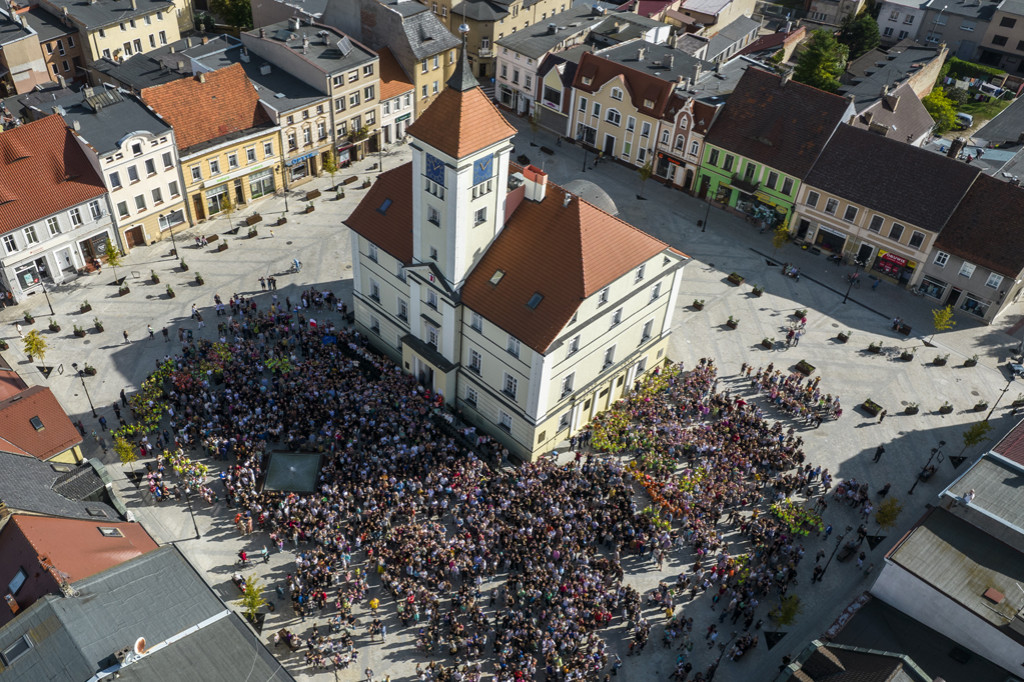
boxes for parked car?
[955,112,974,129]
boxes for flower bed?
[862,399,883,416]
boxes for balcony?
[731,173,759,194]
[478,47,494,58]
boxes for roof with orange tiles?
[344,163,413,263]
[0,366,29,401]
[404,81,517,158]
[704,66,852,179]
[140,63,272,153]
[0,385,82,461]
[461,173,682,353]
[0,114,106,234]
[7,514,157,583]
[378,47,414,101]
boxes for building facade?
[35,0,181,65]
[377,47,415,145]
[977,0,1024,71]
[877,0,927,43]
[0,8,50,95]
[345,51,687,460]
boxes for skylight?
[489,270,505,286]
[98,527,124,538]
[29,416,43,431]
[526,292,543,309]
[378,198,393,215]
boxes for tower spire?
[447,24,477,93]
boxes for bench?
[342,176,360,186]
[245,214,262,226]
[205,233,219,243]
[305,189,321,201]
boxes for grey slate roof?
[923,0,998,21]
[847,82,936,144]
[245,21,376,74]
[804,123,979,232]
[0,450,118,520]
[0,7,33,45]
[0,546,294,681]
[590,10,669,43]
[597,39,711,87]
[938,454,1024,536]
[705,15,760,61]
[15,85,170,155]
[975,91,1024,146]
[887,507,1024,629]
[91,34,242,92]
[496,4,607,59]
[451,0,509,21]
[38,0,173,30]
[401,8,460,60]
[22,7,76,42]
[839,44,943,110]
[196,50,326,112]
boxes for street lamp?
[698,190,713,233]
[70,362,97,418]
[842,272,856,304]
[707,630,738,681]
[819,525,853,581]
[165,215,179,257]
[908,440,946,495]
[39,280,54,316]
[577,130,589,173]
[985,376,1015,421]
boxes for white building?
[0,115,116,303]
[877,0,927,43]
[345,47,688,461]
[377,47,415,146]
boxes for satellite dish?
[134,637,147,655]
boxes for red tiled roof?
[140,63,271,153]
[692,100,719,134]
[462,177,676,353]
[0,115,106,235]
[344,164,413,263]
[993,418,1024,467]
[9,514,158,583]
[405,83,517,158]
[0,367,29,401]
[378,47,414,101]
[0,385,82,461]
[573,51,675,120]
[704,67,851,179]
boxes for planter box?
[1012,399,1024,408]
[118,288,130,296]
[726,320,738,329]
[83,367,97,376]
[166,291,176,299]
[863,399,884,416]
[692,302,704,310]
[964,358,978,367]
[868,344,882,354]
[342,176,360,185]
[795,360,815,376]
[793,310,808,318]
[218,242,229,252]
[727,273,744,285]
[49,325,61,333]
[276,217,287,226]
[0,341,8,350]
[245,214,262,226]
[151,276,160,284]
[939,404,954,414]
[304,206,315,214]
[305,189,321,201]
[180,263,189,271]
[79,304,92,313]
[933,357,948,366]
[900,352,914,362]
[905,405,920,415]
[837,333,849,343]
[248,229,258,238]
[23,317,34,324]
[74,329,86,337]
[206,234,219,243]
[761,339,773,349]
[95,324,104,332]
[974,402,989,412]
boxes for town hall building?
[345,44,687,462]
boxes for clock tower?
[405,35,518,291]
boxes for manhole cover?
[831,323,838,328]
[286,241,293,245]
[900,400,907,406]
[971,390,980,396]
[345,265,352,270]
[83,340,91,345]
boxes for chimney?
[72,119,80,131]
[57,75,66,88]
[259,27,266,38]
[947,137,965,158]
[290,17,301,31]
[185,38,192,47]
[302,36,309,53]
[169,45,175,53]
[176,60,184,71]
[881,84,889,97]
[198,72,206,83]
[863,110,873,123]
[563,192,572,207]
[522,164,548,202]
[665,53,674,68]
[548,22,556,34]
[637,47,646,61]
[130,0,136,9]
[780,69,791,85]
[84,85,94,97]
[240,48,250,62]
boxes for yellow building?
[141,64,283,225]
[36,0,182,66]
[345,50,687,461]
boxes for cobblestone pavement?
[5,122,1022,682]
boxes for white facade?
[0,196,115,302]
[878,0,926,43]
[380,90,414,145]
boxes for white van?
[955,112,974,129]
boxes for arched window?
[606,108,622,126]
[675,135,685,150]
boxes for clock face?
[425,153,445,186]
[473,156,493,186]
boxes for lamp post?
[842,272,856,304]
[698,190,713,232]
[164,215,179,257]
[707,630,739,681]
[985,376,1014,421]
[908,440,946,495]
[819,525,853,580]
[70,362,97,418]
[578,131,589,173]
[40,280,54,316]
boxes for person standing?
[878,410,887,423]
[15,323,22,338]
[162,327,170,342]
[120,388,128,406]
[147,324,155,340]
[872,445,885,463]
[123,330,129,344]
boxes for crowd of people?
[129,290,865,681]
[740,363,842,425]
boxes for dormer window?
[581,76,592,85]
[610,87,623,101]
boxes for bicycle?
[845,273,861,288]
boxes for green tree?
[923,88,957,133]
[22,329,46,363]
[236,576,268,620]
[931,304,956,342]
[209,0,251,30]
[322,151,339,190]
[770,594,804,626]
[793,30,849,93]
[838,13,881,59]
[114,435,138,479]
[772,223,789,255]
[102,237,122,286]
[637,160,654,198]
[958,420,993,459]
[220,192,235,228]
[874,496,903,531]
[945,87,970,106]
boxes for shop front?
[872,249,916,285]
[2,228,110,303]
[285,150,320,187]
[655,152,691,189]
[812,223,847,254]
[335,143,354,168]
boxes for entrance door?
[413,357,434,391]
[656,155,671,179]
[946,288,962,308]
[124,226,144,248]
[603,134,615,156]
[857,243,873,265]
[56,247,76,275]
[192,194,205,221]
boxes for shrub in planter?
[195,273,204,285]
[794,309,808,318]
[726,315,739,329]
[303,204,315,214]
[964,354,979,367]
[727,272,744,285]
[751,284,764,297]
[939,401,954,414]
[900,350,915,361]
[276,216,287,226]
[795,360,815,376]
[975,401,989,412]
[150,270,160,284]
[868,342,882,353]
[863,399,884,416]
[166,285,175,298]
[73,324,86,337]
[79,301,92,313]
[48,319,60,332]
[180,259,189,271]
[761,337,774,349]
[83,364,97,376]
[837,331,851,343]
[692,299,705,310]
[93,317,104,332]
[905,402,920,415]
[933,354,949,366]
[118,285,130,296]
[23,312,34,324]
[247,229,258,239]
[0,339,7,350]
